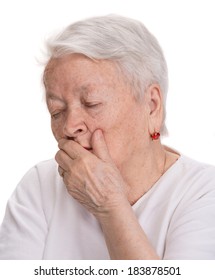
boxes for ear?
[145,84,164,134]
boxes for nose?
[63,109,87,139]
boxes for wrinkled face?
[44,54,149,169]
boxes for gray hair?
[45,15,168,135]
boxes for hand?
[56,130,159,260]
[55,129,128,218]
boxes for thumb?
[91,129,112,162]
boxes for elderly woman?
[0,15,215,260]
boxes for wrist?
[95,195,131,225]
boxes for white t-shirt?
[0,155,215,259]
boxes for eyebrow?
[76,85,94,97]
[46,92,63,101]
[46,93,66,109]
[45,82,103,104]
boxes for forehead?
[43,54,123,92]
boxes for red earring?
[151,132,160,140]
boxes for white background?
[0,0,215,222]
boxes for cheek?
[51,120,64,140]
[99,119,131,165]
[103,133,129,169]
[100,108,146,165]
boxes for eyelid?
[50,106,66,119]
[84,99,102,106]
[85,102,101,107]
[51,111,62,120]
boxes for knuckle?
[79,154,90,165]
[58,138,66,148]
[55,151,60,162]
[58,139,72,151]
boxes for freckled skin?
[44,54,149,170]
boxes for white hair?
[45,15,168,135]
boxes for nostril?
[66,129,83,140]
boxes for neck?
[119,140,166,205]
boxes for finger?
[58,165,66,177]
[58,139,87,159]
[91,129,112,162]
[55,149,74,171]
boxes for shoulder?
[19,158,61,198]
[176,156,215,192]
[164,146,215,190]
[11,158,61,207]
[165,155,215,219]
[166,155,215,188]
[164,156,215,259]
[179,155,215,171]
[10,159,64,224]
[20,159,58,185]
[35,158,58,175]
[155,155,215,212]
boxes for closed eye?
[51,111,62,120]
[84,102,101,108]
